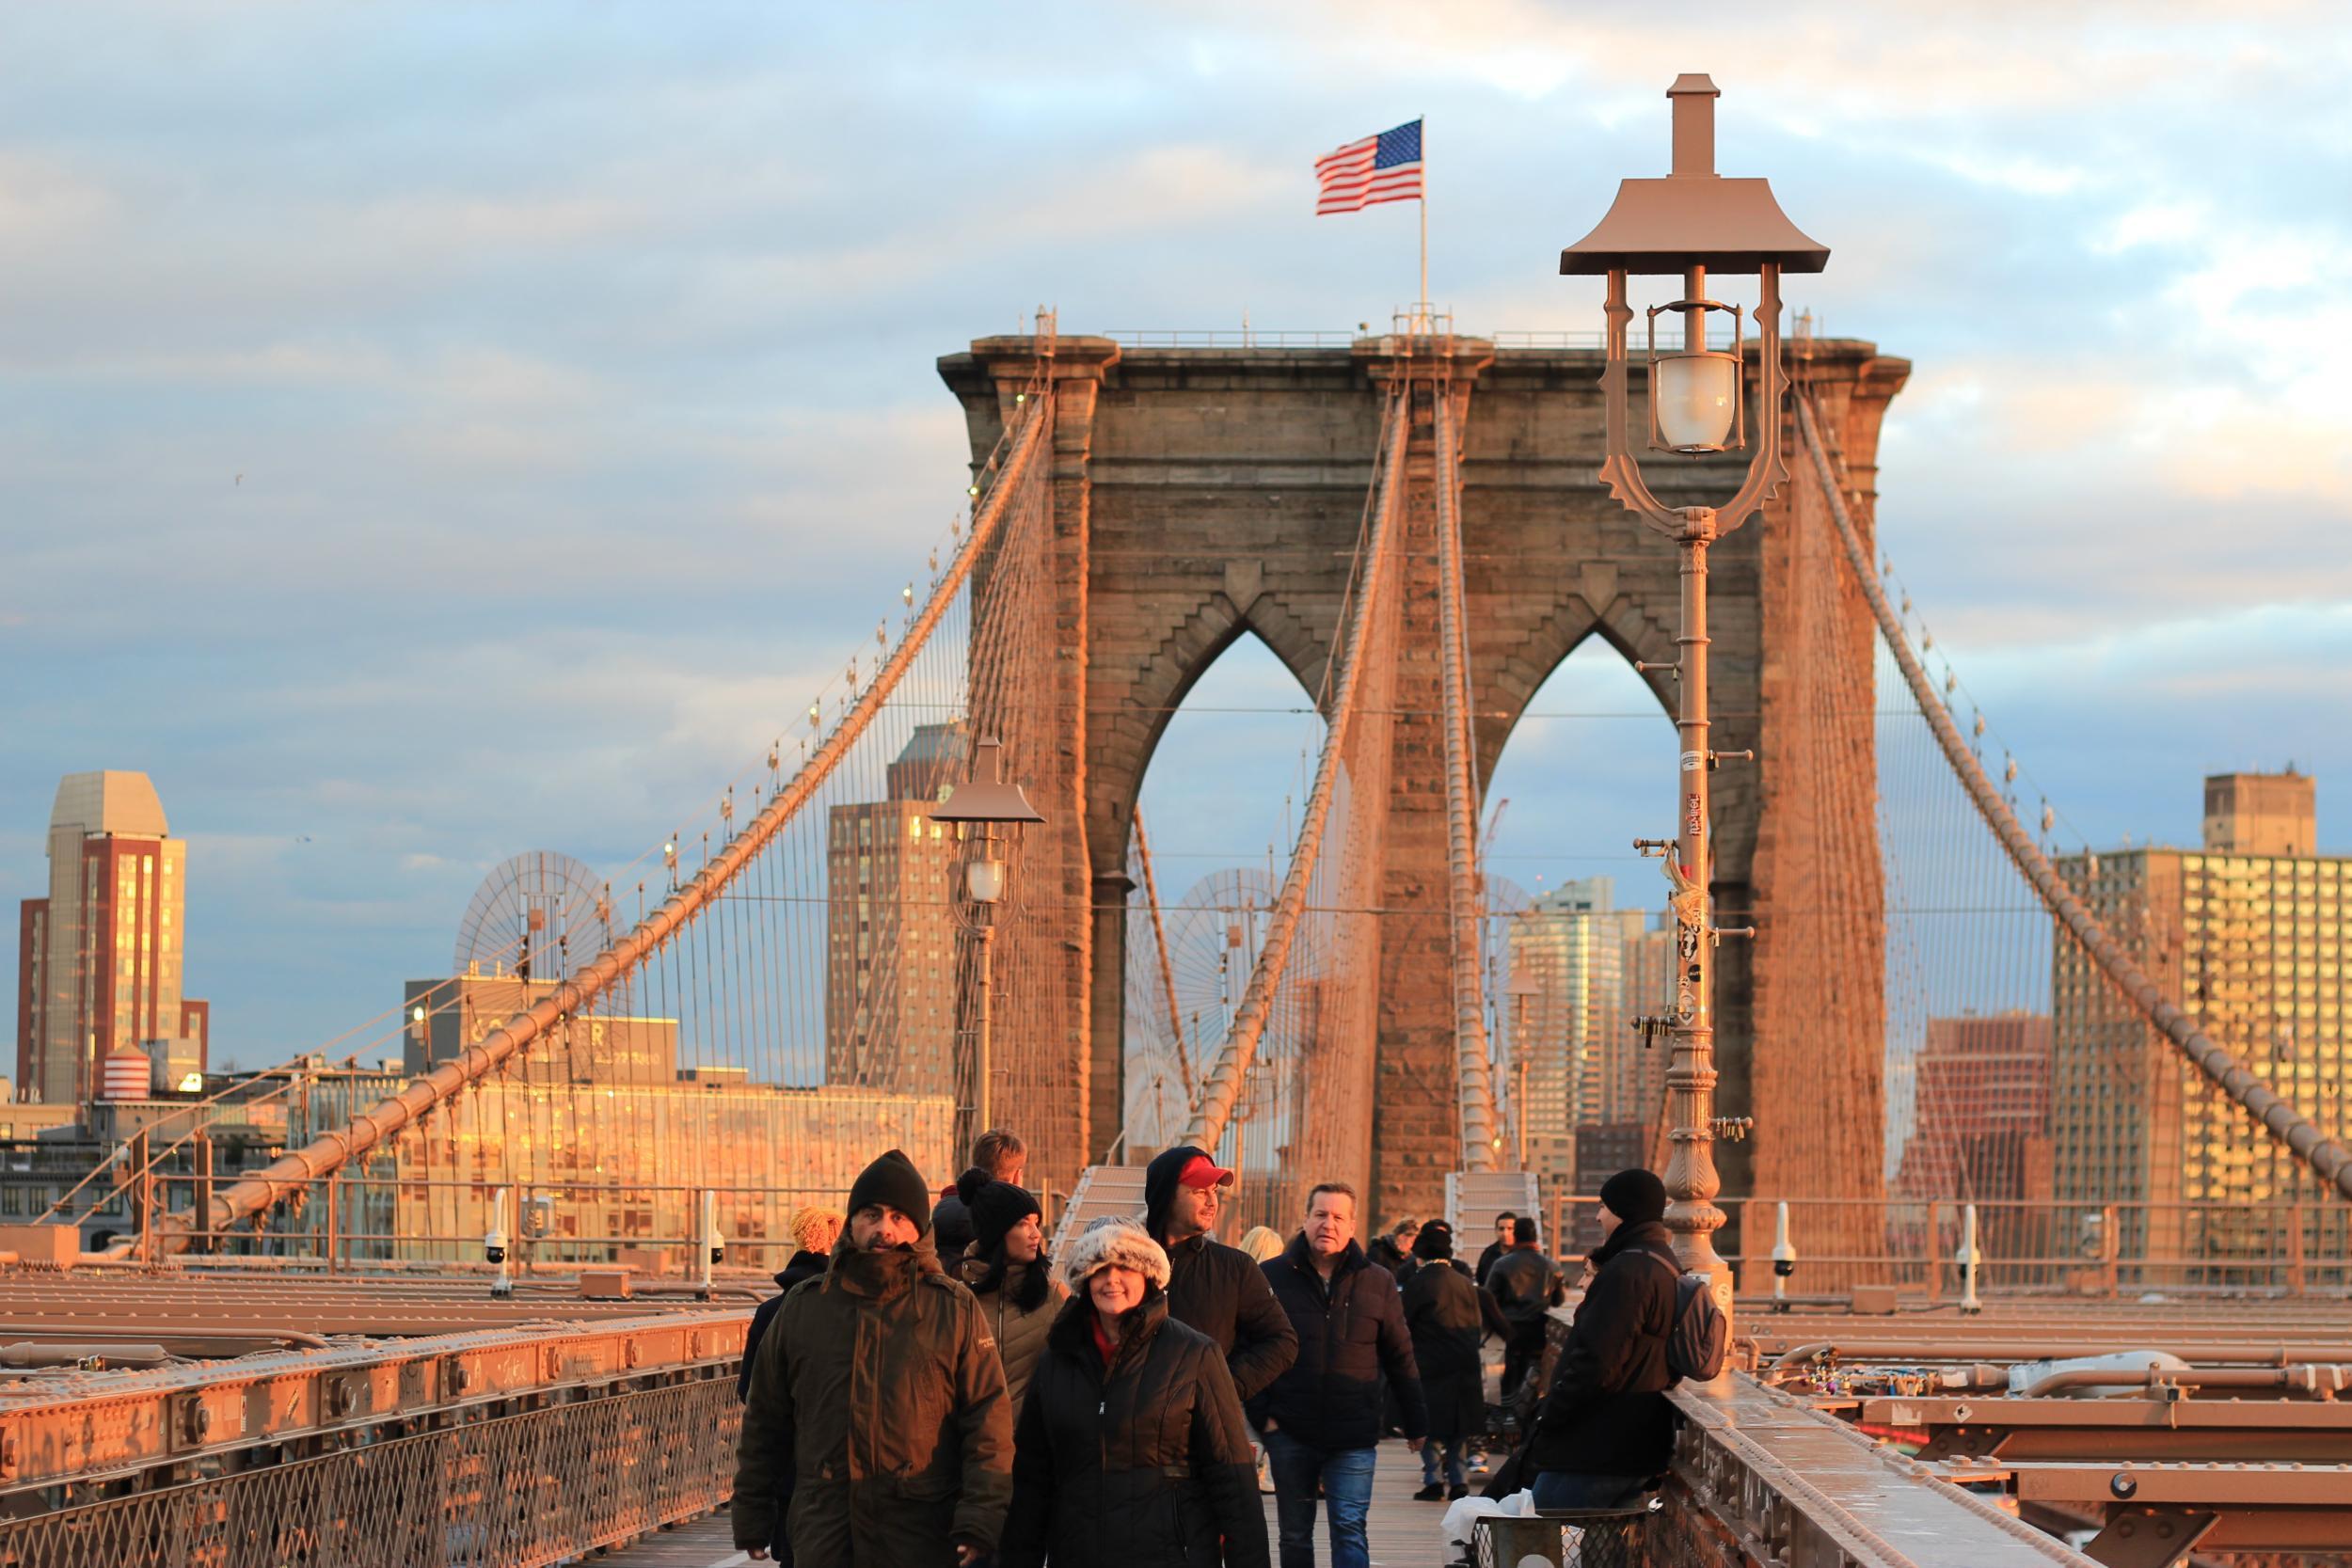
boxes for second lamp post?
[930,736,1043,1140]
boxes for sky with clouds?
[4,2,2346,1068]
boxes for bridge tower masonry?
[943,334,1909,1228]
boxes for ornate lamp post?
[930,736,1043,1140]
[1559,73,1826,1331]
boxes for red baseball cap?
[1177,1154,1235,1191]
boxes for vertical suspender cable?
[1797,391,2352,1202]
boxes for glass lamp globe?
[1654,351,1740,452]
[965,857,1008,905]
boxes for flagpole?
[1418,115,1429,331]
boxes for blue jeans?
[1532,1469,1652,1512]
[1263,1428,1375,1568]
[1420,1435,1467,1488]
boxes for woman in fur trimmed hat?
[952,1165,1067,1413]
[1000,1217,1270,1568]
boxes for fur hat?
[1059,1214,1171,1293]
[1411,1219,1454,1260]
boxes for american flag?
[1314,119,1423,214]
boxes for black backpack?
[1633,1250,1728,1383]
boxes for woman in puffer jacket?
[953,1167,1066,1414]
[1001,1217,1270,1568]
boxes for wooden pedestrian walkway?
[601,1437,1461,1566]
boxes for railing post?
[1926,1200,1944,1303]
[2287,1202,2307,1297]
[2100,1203,2121,1298]
[326,1172,341,1273]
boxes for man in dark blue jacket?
[1252,1181,1426,1568]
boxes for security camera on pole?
[1557,73,1828,1343]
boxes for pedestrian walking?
[1473,1210,1516,1287]
[1366,1215,1420,1280]
[933,1127,1025,1263]
[732,1149,1011,1566]
[1253,1182,1426,1568]
[1486,1215,1563,1402]
[738,1205,843,1399]
[1527,1169,1680,1512]
[1142,1144,1298,1402]
[1236,1224,1287,1265]
[1399,1220,1504,1501]
[953,1166,1066,1413]
[1001,1217,1270,1568]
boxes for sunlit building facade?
[16,772,208,1105]
[2052,772,2344,1263]
[824,726,966,1097]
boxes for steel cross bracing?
[1796,391,2352,1203]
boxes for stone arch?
[1470,568,1681,792]
[1087,580,1331,880]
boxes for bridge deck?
[606,1438,1448,1567]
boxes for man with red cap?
[1141,1145,1298,1403]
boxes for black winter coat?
[1001,1292,1270,1568]
[1252,1236,1426,1450]
[1487,1244,1563,1324]
[1474,1239,1508,1286]
[1528,1220,1679,1478]
[739,1249,831,1399]
[1162,1234,1299,1404]
[1400,1259,1493,1445]
[1141,1146,1299,1404]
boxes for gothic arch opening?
[1118,631,1325,1155]
[1481,635,1679,1242]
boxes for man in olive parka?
[733,1148,1012,1565]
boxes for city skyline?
[6,5,2347,1063]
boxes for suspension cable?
[1432,388,1501,1168]
[1796,391,2352,1202]
[1184,388,1409,1152]
[189,378,1057,1243]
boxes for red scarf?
[1089,1313,1120,1369]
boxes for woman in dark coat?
[1399,1219,1504,1499]
[952,1166,1068,1414]
[1001,1217,1270,1568]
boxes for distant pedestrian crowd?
[730,1127,1693,1566]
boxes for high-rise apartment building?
[823,726,966,1097]
[1611,911,1675,1130]
[1504,878,1641,1195]
[16,772,208,1104]
[2052,771,2343,1259]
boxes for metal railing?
[1541,1193,2352,1297]
[130,1173,1068,1271]
[2,1373,739,1568]
[1101,327,1776,350]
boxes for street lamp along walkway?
[929,736,1044,1142]
[1558,72,1827,1350]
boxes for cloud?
[6,2,2349,1056]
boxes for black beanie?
[1598,1168,1668,1228]
[956,1164,1042,1257]
[848,1148,933,1236]
[1411,1219,1454,1260]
